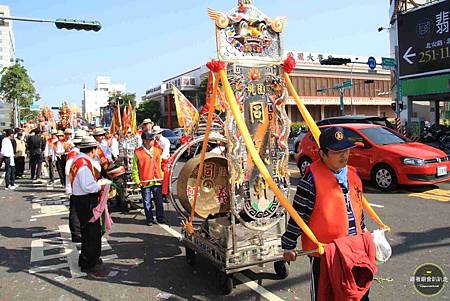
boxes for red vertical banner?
[167,94,172,129]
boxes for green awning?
[401,73,450,96]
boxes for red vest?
[301,160,364,256]
[69,157,95,188]
[134,146,163,185]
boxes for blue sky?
[2,0,390,108]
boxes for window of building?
[190,78,195,85]
[304,77,310,96]
[310,78,316,96]
[0,122,5,126]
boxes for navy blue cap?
[141,131,155,141]
[319,126,355,151]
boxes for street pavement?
[0,163,449,301]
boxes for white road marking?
[31,211,68,219]
[156,222,182,239]
[0,172,5,186]
[32,203,41,210]
[32,231,60,237]
[29,218,37,222]
[369,203,384,208]
[235,274,284,301]
[59,225,86,278]
[29,262,69,274]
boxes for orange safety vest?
[301,160,364,256]
[134,145,163,185]
[69,157,95,188]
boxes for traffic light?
[390,102,396,112]
[55,19,102,32]
[319,57,352,65]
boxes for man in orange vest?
[281,126,369,301]
[70,136,105,279]
[132,131,165,225]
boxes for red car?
[296,124,450,191]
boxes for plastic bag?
[371,229,392,264]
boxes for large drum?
[177,153,230,218]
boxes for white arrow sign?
[403,46,416,65]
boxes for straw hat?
[142,118,152,125]
[64,128,73,134]
[56,130,64,136]
[74,130,87,139]
[92,128,106,136]
[51,129,58,135]
[152,125,163,134]
[78,136,98,149]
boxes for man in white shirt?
[110,133,120,160]
[1,129,17,190]
[65,131,85,243]
[55,130,67,185]
[152,125,170,160]
[70,136,105,278]
[44,129,58,184]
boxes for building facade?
[0,5,16,130]
[144,52,393,129]
[82,76,126,124]
[389,0,450,136]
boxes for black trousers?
[69,195,81,240]
[30,154,43,179]
[15,156,25,177]
[56,155,66,185]
[73,193,101,270]
[46,157,56,182]
[309,256,370,301]
[4,157,15,187]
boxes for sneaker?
[9,185,16,190]
[4,187,9,191]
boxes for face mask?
[334,166,348,190]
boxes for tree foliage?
[136,100,161,124]
[0,61,38,108]
[107,91,136,109]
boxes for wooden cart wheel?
[274,260,289,279]
[218,271,233,295]
[185,247,196,266]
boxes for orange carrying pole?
[283,71,390,232]
[218,69,325,254]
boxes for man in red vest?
[70,136,105,279]
[281,126,370,301]
[132,131,165,225]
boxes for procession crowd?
[0,118,172,279]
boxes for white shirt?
[158,135,171,160]
[55,140,65,156]
[44,138,56,159]
[110,137,119,158]
[1,138,15,166]
[71,153,100,196]
[100,139,113,162]
[65,148,80,194]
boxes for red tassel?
[283,54,296,74]
[206,60,225,72]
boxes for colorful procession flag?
[172,85,199,134]
[109,102,122,135]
